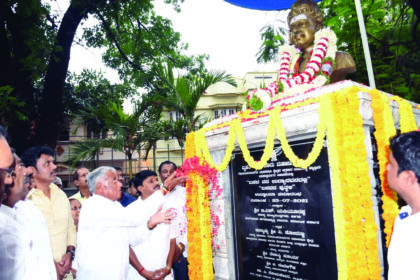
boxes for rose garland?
[245,28,337,111]
[177,156,223,254]
[185,85,419,279]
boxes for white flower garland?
[245,28,338,110]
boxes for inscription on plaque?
[230,139,337,279]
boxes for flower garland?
[178,156,223,254]
[245,28,337,111]
[323,89,347,277]
[183,135,214,280]
[198,97,326,172]
[390,95,418,132]
[342,87,381,277]
[277,28,337,97]
[275,98,327,169]
[185,84,419,279]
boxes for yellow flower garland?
[390,95,418,132]
[185,133,214,280]
[369,89,399,247]
[184,85,419,279]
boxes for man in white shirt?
[128,170,177,280]
[159,161,189,280]
[0,125,25,280]
[387,131,420,279]
[2,152,56,279]
[75,166,174,280]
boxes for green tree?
[153,61,237,147]
[1,0,209,153]
[70,96,163,177]
[256,0,420,102]
[64,69,135,138]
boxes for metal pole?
[354,0,376,88]
[153,143,156,172]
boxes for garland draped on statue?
[184,85,419,280]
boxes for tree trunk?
[34,1,93,148]
[0,2,37,153]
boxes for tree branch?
[96,11,144,72]
[137,21,177,65]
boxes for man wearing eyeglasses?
[0,125,25,280]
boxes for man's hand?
[54,256,70,280]
[148,206,176,229]
[163,172,187,191]
[60,252,72,275]
[154,266,171,278]
[140,268,165,280]
[173,243,184,263]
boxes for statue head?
[287,0,324,51]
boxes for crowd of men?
[0,125,188,280]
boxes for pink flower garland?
[178,156,224,252]
[281,36,330,87]
[245,28,337,111]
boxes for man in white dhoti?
[75,166,174,280]
[127,170,177,280]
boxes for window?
[87,126,107,139]
[213,108,238,119]
[169,111,182,121]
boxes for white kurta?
[14,200,57,280]
[127,191,176,280]
[0,206,27,280]
[388,205,420,280]
[165,185,188,257]
[75,194,150,280]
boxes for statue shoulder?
[330,51,356,83]
[335,51,356,70]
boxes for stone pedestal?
[196,81,420,279]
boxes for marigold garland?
[184,135,214,280]
[390,95,418,132]
[184,84,419,279]
[323,90,347,278]
[275,99,327,169]
[369,89,399,247]
[344,87,381,277]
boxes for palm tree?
[154,61,237,138]
[70,98,163,178]
[70,64,236,175]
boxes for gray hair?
[87,166,116,194]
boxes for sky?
[60,0,290,82]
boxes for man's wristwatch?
[66,248,75,261]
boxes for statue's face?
[290,17,316,51]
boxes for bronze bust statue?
[287,0,356,83]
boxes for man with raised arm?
[158,161,189,280]
[75,166,174,279]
